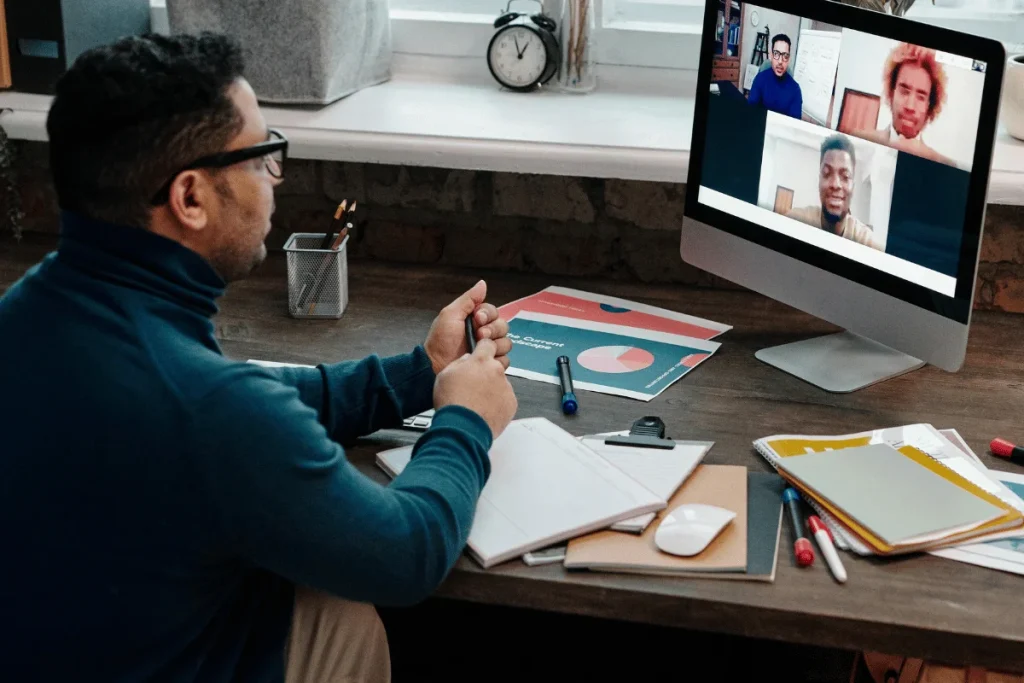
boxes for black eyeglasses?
[772,50,790,61]
[150,128,288,205]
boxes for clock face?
[488,26,548,89]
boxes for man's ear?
[167,171,211,235]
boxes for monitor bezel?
[684,0,1006,325]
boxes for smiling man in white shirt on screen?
[786,133,883,251]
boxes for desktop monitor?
[680,0,1006,392]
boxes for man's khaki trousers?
[284,585,391,683]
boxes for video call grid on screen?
[693,0,996,302]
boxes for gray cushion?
[167,0,392,105]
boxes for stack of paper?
[754,425,1024,557]
[497,286,732,340]
[932,471,1024,575]
[496,287,730,402]
[375,417,666,568]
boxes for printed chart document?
[375,417,665,568]
[498,285,731,340]
[505,311,721,401]
[932,470,1024,575]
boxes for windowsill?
[1,54,1023,205]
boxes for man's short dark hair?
[46,32,246,228]
[821,133,856,168]
[771,34,792,53]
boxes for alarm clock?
[486,0,560,92]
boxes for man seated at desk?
[787,133,883,250]
[0,32,518,683]
[747,34,804,120]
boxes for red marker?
[991,438,1024,467]
[783,488,815,567]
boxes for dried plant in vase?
[557,0,596,92]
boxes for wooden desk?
[4,240,1024,671]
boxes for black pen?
[465,315,476,353]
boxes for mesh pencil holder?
[284,233,350,319]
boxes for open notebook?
[375,417,665,568]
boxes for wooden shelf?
[0,0,11,89]
[713,0,744,87]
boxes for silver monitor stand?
[755,330,926,393]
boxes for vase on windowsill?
[556,0,596,93]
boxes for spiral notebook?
[756,427,1024,556]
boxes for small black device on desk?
[604,416,675,450]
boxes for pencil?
[317,200,346,250]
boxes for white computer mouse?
[653,503,737,557]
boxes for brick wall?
[6,140,1024,312]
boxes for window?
[389,0,493,11]
[904,0,1024,46]
[151,0,1023,72]
[599,0,705,68]
[603,0,704,27]
[386,0,705,68]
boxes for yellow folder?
[777,445,1024,556]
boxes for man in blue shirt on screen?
[748,34,803,120]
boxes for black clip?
[604,416,675,450]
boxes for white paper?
[932,471,1024,573]
[938,429,984,466]
[579,436,712,533]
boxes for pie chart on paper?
[577,346,655,374]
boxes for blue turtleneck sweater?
[0,212,493,682]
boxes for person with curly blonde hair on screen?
[853,42,954,167]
